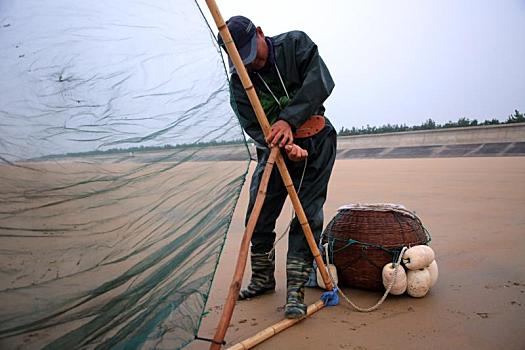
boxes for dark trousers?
[245,121,337,261]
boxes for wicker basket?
[321,204,430,291]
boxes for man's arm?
[228,31,334,149]
[278,31,335,130]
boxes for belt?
[293,115,325,139]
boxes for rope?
[194,335,226,345]
[327,235,401,256]
[256,61,305,261]
[255,63,289,108]
[325,245,408,312]
[268,158,308,259]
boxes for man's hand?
[266,120,293,147]
[284,144,308,162]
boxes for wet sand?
[192,157,525,350]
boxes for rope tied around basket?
[320,244,408,312]
[327,235,405,256]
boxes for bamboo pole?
[226,301,326,350]
[210,147,278,349]
[205,0,334,348]
[205,1,271,136]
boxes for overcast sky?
[198,0,525,130]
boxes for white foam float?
[381,263,408,295]
[427,260,439,287]
[406,268,431,297]
[402,245,435,270]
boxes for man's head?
[217,16,268,72]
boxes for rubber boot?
[238,252,276,300]
[284,257,312,319]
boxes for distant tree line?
[39,138,246,159]
[338,109,525,136]
[98,138,246,155]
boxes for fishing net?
[0,1,249,349]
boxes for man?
[218,16,337,319]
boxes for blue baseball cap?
[217,16,258,71]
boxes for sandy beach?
[191,157,525,350]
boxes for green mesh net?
[0,1,249,349]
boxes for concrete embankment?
[336,123,525,158]
[181,123,525,161]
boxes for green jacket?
[230,31,335,146]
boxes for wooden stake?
[226,301,326,350]
[210,147,278,349]
[205,1,334,348]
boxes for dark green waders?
[238,252,276,300]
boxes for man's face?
[247,27,268,71]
